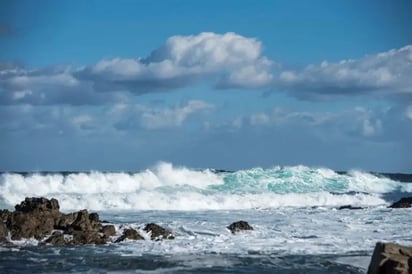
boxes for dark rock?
[115,228,144,242]
[144,223,174,240]
[71,230,106,245]
[0,209,10,222]
[71,210,100,232]
[55,212,78,231]
[8,211,55,240]
[1,197,110,246]
[45,231,67,246]
[338,205,364,210]
[15,197,60,213]
[227,221,254,234]
[0,221,9,242]
[389,197,412,208]
[101,225,116,238]
[367,242,412,274]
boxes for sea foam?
[0,162,410,211]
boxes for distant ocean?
[1,162,411,273]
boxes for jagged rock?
[367,242,412,274]
[15,197,60,214]
[0,197,112,246]
[0,209,10,221]
[389,197,412,208]
[144,223,174,240]
[101,225,116,238]
[71,210,100,232]
[45,231,67,246]
[0,221,9,242]
[115,228,144,242]
[8,211,56,240]
[338,205,364,210]
[71,230,106,245]
[55,212,78,231]
[227,221,254,234]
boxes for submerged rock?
[338,205,364,210]
[227,221,254,234]
[389,197,412,208]
[144,223,174,240]
[367,242,412,274]
[115,228,144,243]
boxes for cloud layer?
[1,32,411,106]
[277,45,412,100]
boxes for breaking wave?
[0,162,411,211]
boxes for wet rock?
[0,197,112,246]
[8,211,56,240]
[338,205,364,210]
[0,221,9,242]
[71,209,101,232]
[15,197,60,214]
[389,197,412,208]
[55,212,78,231]
[45,231,67,246]
[144,223,174,240]
[71,230,106,245]
[227,221,254,234]
[367,242,412,274]
[115,228,144,242]
[101,225,116,238]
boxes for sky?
[0,0,411,172]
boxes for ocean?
[1,162,411,273]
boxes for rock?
[15,197,60,214]
[55,212,78,231]
[389,197,412,208]
[101,225,116,238]
[367,242,412,274]
[227,221,254,234]
[115,228,144,242]
[45,231,67,246]
[7,211,56,240]
[71,210,100,232]
[144,223,174,240]
[1,197,110,246]
[0,221,9,243]
[0,209,10,221]
[71,230,106,245]
[338,205,364,210]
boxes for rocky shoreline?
[1,197,412,273]
[0,197,254,246]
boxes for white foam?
[0,162,409,211]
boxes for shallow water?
[1,207,411,273]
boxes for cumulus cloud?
[1,32,411,106]
[276,45,412,100]
[78,32,273,92]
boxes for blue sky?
[0,0,411,172]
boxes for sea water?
[0,162,411,273]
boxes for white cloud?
[80,32,273,91]
[276,45,412,100]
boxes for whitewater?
[1,162,411,273]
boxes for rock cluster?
[367,242,412,274]
[0,197,174,246]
